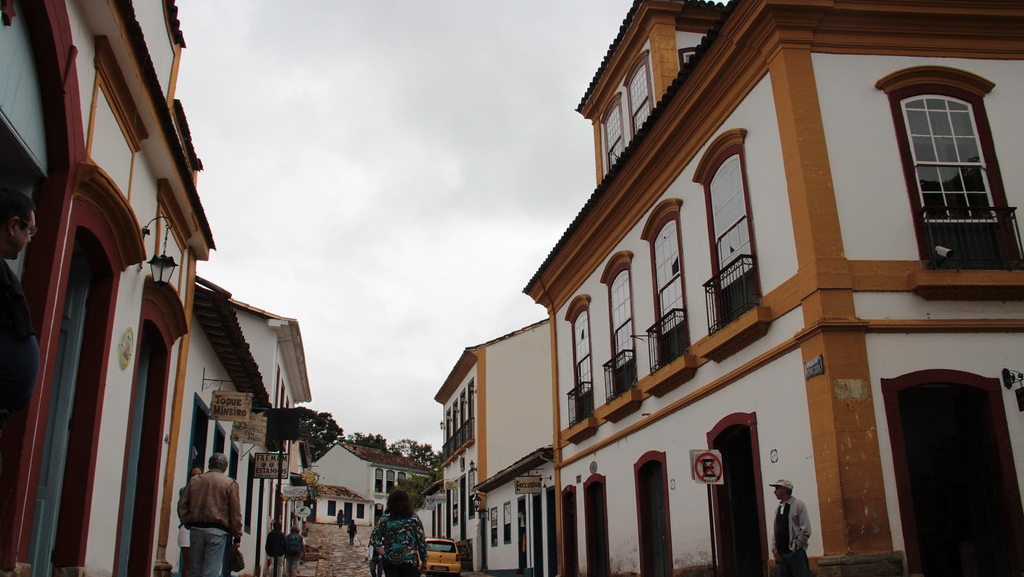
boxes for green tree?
[296,407,344,462]
[396,468,442,510]
[388,438,441,469]
[347,432,389,452]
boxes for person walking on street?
[177,454,242,577]
[370,489,427,577]
[265,520,287,577]
[0,188,40,474]
[284,525,305,577]
[770,478,812,577]
[178,467,202,577]
[365,543,382,577]
[348,518,358,545]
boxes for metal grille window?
[649,220,688,369]
[568,309,595,425]
[605,269,636,400]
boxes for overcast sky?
[174,1,631,451]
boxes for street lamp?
[142,216,178,286]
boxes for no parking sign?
[690,449,725,485]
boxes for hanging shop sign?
[282,485,310,500]
[210,391,252,423]
[254,452,290,479]
[515,476,542,494]
[230,412,267,444]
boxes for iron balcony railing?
[567,381,594,427]
[647,308,689,372]
[916,206,1024,270]
[441,418,475,461]
[603,349,637,402]
[704,255,759,334]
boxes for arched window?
[601,253,636,401]
[386,470,396,493]
[877,66,1017,269]
[643,201,689,369]
[694,129,759,332]
[603,99,624,170]
[627,56,652,134]
[374,468,384,493]
[566,297,594,425]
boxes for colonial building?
[312,484,373,526]
[159,277,311,576]
[524,1,1024,576]
[313,443,431,525]
[434,320,554,574]
[0,1,217,576]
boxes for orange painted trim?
[692,128,747,184]
[564,294,592,322]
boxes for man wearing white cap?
[770,478,811,577]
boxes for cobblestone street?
[295,524,486,577]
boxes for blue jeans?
[189,529,229,577]
[778,547,811,577]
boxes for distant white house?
[313,443,432,523]
[313,484,374,526]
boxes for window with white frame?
[627,60,652,133]
[603,101,624,169]
[375,468,383,493]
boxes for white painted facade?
[312,443,431,522]
[436,320,553,573]
[527,2,1024,576]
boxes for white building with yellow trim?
[524,1,1024,576]
[434,320,553,574]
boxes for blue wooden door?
[116,334,151,575]
[28,253,90,574]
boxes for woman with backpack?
[369,490,427,577]
[284,525,304,577]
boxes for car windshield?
[427,541,456,553]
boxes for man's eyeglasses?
[18,218,38,238]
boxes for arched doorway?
[882,370,1024,575]
[708,413,767,577]
[583,474,610,577]
[561,486,579,577]
[27,247,90,576]
[635,451,672,577]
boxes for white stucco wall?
[813,54,1024,261]
[484,323,552,472]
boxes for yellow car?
[425,538,461,576]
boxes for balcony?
[917,206,1024,270]
[704,255,759,334]
[647,308,689,372]
[441,418,474,461]
[603,349,637,403]
[567,382,594,427]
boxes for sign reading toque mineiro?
[230,411,267,444]
[210,391,252,423]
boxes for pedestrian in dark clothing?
[348,519,358,545]
[0,188,39,474]
[265,520,287,577]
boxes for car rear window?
[427,541,456,553]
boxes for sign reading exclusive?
[515,476,542,494]
[210,391,252,423]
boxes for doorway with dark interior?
[709,413,766,577]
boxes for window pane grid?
[902,96,991,211]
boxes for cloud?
[176,0,629,449]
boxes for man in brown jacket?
[178,453,242,577]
